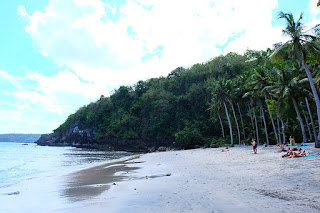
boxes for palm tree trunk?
[291,95,307,142]
[218,114,225,138]
[261,105,269,146]
[228,99,241,145]
[305,97,317,142]
[252,106,259,145]
[248,103,256,139]
[223,101,233,145]
[265,95,279,144]
[276,111,282,144]
[260,106,263,125]
[304,114,313,141]
[281,119,286,144]
[303,63,320,147]
[237,103,246,139]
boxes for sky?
[0,0,319,134]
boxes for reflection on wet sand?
[63,156,140,201]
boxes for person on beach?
[282,147,298,158]
[276,145,286,152]
[289,135,296,146]
[286,147,292,155]
[297,148,306,156]
[221,146,229,152]
[251,138,257,154]
[288,149,306,158]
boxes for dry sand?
[59,144,320,213]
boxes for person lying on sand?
[286,147,292,155]
[289,149,306,158]
[282,148,294,158]
[282,149,306,158]
[276,145,286,153]
[297,148,306,156]
[221,146,229,152]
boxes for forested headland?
[36,12,320,151]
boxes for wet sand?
[59,144,320,213]
[63,156,141,201]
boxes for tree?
[270,63,309,143]
[210,78,234,145]
[245,66,276,145]
[271,12,320,147]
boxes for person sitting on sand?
[251,138,257,154]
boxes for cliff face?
[36,125,98,148]
[36,124,175,152]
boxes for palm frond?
[269,42,291,61]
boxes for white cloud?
[26,69,109,99]
[17,5,29,19]
[21,0,283,88]
[309,0,320,17]
[307,0,320,28]
[0,69,109,133]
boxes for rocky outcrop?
[36,125,176,152]
[36,125,99,148]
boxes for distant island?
[0,134,42,143]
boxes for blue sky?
[0,0,319,134]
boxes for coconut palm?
[210,78,234,145]
[271,12,320,147]
[270,62,309,143]
[245,66,282,145]
[209,102,225,138]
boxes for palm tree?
[210,78,234,145]
[305,97,317,141]
[271,12,320,147]
[209,102,225,138]
[270,63,309,143]
[245,66,278,145]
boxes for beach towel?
[299,145,311,147]
[303,155,319,158]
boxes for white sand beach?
[58,144,320,213]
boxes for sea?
[0,142,135,213]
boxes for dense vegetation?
[54,12,320,148]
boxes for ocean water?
[0,142,135,213]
